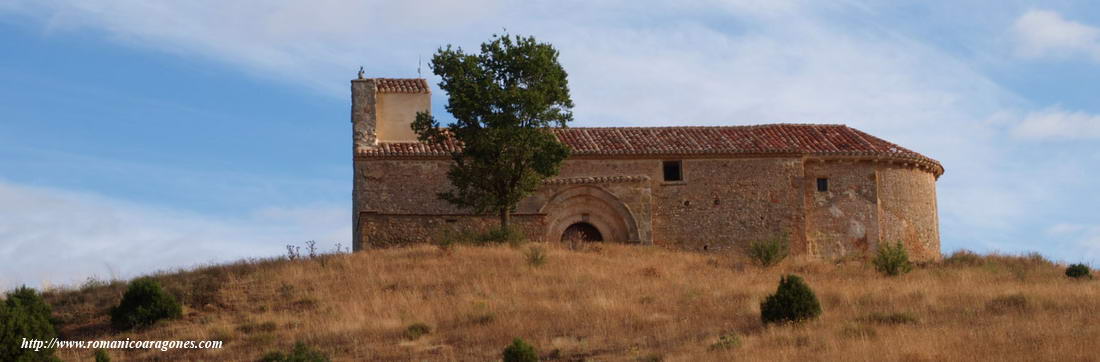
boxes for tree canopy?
[412,33,574,230]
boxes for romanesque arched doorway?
[540,185,640,243]
[561,222,603,242]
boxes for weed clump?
[1066,264,1092,279]
[760,274,822,325]
[502,338,539,362]
[873,241,912,276]
[747,235,788,267]
[708,333,741,351]
[110,278,182,330]
[404,323,431,340]
[260,342,330,362]
[986,294,1031,314]
[524,246,547,267]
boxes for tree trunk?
[499,208,511,231]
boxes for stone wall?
[354,154,941,261]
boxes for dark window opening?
[816,178,829,192]
[663,160,683,181]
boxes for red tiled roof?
[360,124,942,174]
[373,78,430,93]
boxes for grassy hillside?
[41,243,1100,361]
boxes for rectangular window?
[816,178,829,192]
[663,160,683,182]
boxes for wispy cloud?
[1013,107,1100,140]
[0,180,349,290]
[1013,9,1100,61]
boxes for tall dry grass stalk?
[40,245,1100,361]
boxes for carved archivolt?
[540,185,641,243]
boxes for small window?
[816,178,829,192]
[663,160,683,181]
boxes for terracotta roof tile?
[360,124,942,174]
[373,78,430,93]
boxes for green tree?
[412,33,574,230]
[0,286,60,362]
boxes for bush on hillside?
[110,278,182,330]
[0,286,60,362]
[260,342,330,362]
[404,323,431,340]
[94,348,111,362]
[502,338,539,362]
[760,275,822,325]
[873,241,912,276]
[746,236,788,267]
[1066,264,1091,279]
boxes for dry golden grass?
[42,244,1100,361]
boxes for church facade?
[351,77,944,261]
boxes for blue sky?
[2,0,1099,288]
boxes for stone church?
[351,77,944,261]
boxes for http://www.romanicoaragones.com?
[21,337,223,352]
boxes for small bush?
[404,323,431,340]
[873,241,912,276]
[760,274,822,325]
[524,246,547,267]
[0,286,59,362]
[94,348,111,362]
[708,333,741,351]
[260,342,330,362]
[1066,264,1092,279]
[746,235,788,267]
[502,338,539,362]
[110,278,183,330]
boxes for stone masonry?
[350,77,945,261]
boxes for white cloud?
[1012,107,1100,140]
[0,180,349,290]
[1013,9,1100,61]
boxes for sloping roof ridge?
[562,123,846,130]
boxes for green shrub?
[524,246,547,267]
[502,338,539,362]
[746,235,788,267]
[94,348,111,362]
[110,278,183,330]
[0,286,59,362]
[404,322,431,340]
[1066,264,1092,279]
[760,275,822,325]
[873,241,912,276]
[260,342,330,362]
